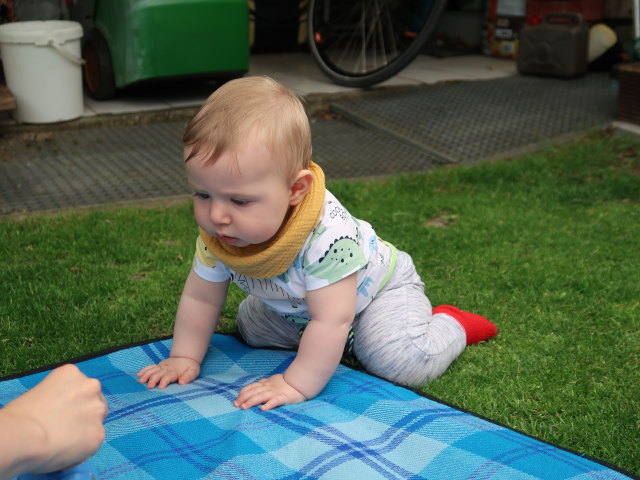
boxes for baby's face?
[186,139,296,247]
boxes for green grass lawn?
[1,130,639,476]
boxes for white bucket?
[0,21,84,123]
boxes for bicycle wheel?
[308,0,447,87]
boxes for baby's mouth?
[218,234,239,244]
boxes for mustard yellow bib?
[198,162,325,279]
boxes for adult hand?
[234,374,306,411]
[0,364,108,480]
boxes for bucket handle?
[47,40,85,66]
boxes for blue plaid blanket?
[0,335,634,480]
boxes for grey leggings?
[236,251,466,386]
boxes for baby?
[137,76,497,410]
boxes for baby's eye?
[231,198,250,206]
[194,192,210,199]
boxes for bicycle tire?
[308,0,447,87]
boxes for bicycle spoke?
[357,3,366,73]
[353,0,397,74]
[367,0,384,73]
[383,3,399,60]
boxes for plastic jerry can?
[517,13,589,78]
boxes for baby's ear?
[289,170,313,205]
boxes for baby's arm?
[235,273,357,410]
[137,269,229,389]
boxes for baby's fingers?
[177,367,199,386]
[137,365,157,378]
[137,366,160,384]
[260,395,288,411]
[235,382,286,411]
[156,373,178,389]
[234,380,264,406]
[235,389,272,410]
[142,369,177,389]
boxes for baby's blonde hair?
[183,76,312,180]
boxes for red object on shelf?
[526,0,604,23]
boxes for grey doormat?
[331,73,617,164]
[0,73,618,215]
[311,117,447,179]
[0,117,446,215]
[0,122,188,215]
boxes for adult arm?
[0,364,107,480]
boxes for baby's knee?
[236,297,301,349]
[354,341,433,386]
[353,324,465,386]
[236,297,271,346]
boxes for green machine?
[70,0,249,100]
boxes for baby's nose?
[209,201,230,224]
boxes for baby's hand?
[234,374,306,411]
[137,357,200,389]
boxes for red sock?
[433,305,498,345]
